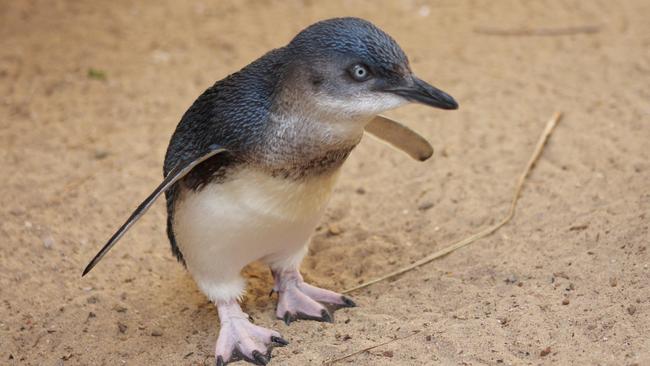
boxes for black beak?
[387,76,458,110]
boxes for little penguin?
[83,17,458,365]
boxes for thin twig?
[322,330,421,365]
[474,26,600,37]
[343,112,563,294]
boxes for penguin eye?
[348,64,371,82]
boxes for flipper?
[82,144,227,276]
[364,115,434,161]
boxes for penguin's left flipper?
[82,144,227,277]
[364,115,434,161]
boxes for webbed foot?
[215,301,287,365]
[272,270,356,325]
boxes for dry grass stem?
[322,330,421,365]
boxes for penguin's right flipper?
[365,115,434,161]
[82,144,227,277]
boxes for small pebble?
[327,224,343,236]
[151,329,163,337]
[609,277,618,287]
[540,346,551,357]
[113,305,128,313]
[42,236,55,249]
[562,298,570,305]
[417,202,434,211]
[569,224,588,231]
[504,275,518,284]
[627,305,637,315]
[117,322,127,334]
[382,350,394,358]
[553,271,570,280]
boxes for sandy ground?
[1,0,649,365]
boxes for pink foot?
[272,269,356,325]
[215,301,287,365]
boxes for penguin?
[83,17,458,365]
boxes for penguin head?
[284,17,458,120]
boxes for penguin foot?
[215,302,287,365]
[273,269,356,325]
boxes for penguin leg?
[215,300,288,366]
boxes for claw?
[252,350,269,365]
[216,355,224,366]
[320,309,333,323]
[283,312,293,325]
[341,296,356,307]
[271,336,289,346]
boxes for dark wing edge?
[81,144,227,277]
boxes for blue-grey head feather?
[287,17,409,76]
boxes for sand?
[1,1,648,365]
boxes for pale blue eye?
[349,64,371,81]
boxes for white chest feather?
[172,168,340,292]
